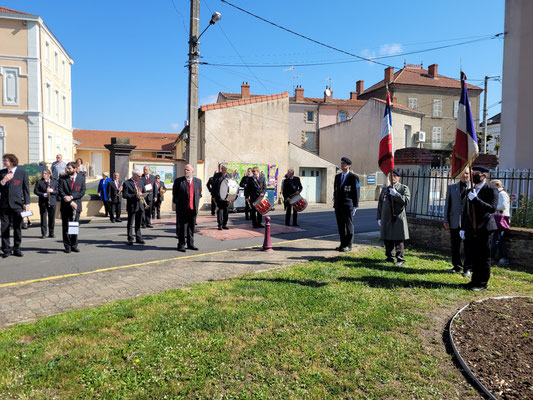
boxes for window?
[54,51,59,75]
[62,59,66,82]
[432,126,442,143]
[408,97,418,110]
[47,132,53,161]
[55,133,61,154]
[303,131,316,152]
[45,83,51,115]
[1,67,19,105]
[338,111,347,122]
[0,126,5,156]
[432,99,443,117]
[453,100,459,118]
[306,111,314,122]
[404,125,412,148]
[45,41,50,67]
[55,90,60,120]
[62,95,67,123]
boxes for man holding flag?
[452,72,498,291]
[376,90,410,265]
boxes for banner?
[134,164,175,184]
[223,162,279,197]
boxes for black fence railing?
[400,168,533,228]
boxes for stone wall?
[408,217,533,272]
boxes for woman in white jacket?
[490,180,510,266]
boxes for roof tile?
[201,91,289,112]
[73,129,179,151]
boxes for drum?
[253,196,272,215]
[288,194,308,212]
[219,179,239,202]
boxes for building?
[74,129,179,179]
[357,63,482,164]
[479,112,501,156]
[0,6,73,164]
[500,0,533,169]
[320,98,424,176]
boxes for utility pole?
[482,76,489,154]
[187,0,200,173]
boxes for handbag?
[494,214,511,230]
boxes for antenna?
[291,75,302,91]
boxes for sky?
[3,0,505,133]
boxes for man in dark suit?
[282,168,303,226]
[140,166,155,228]
[173,164,202,252]
[122,168,146,245]
[444,167,472,276]
[0,154,30,257]
[239,168,252,220]
[460,165,498,291]
[206,170,217,216]
[57,161,86,253]
[245,166,267,228]
[333,157,360,252]
[33,169,58,239]
[107,172,122,223]
[152,175,166,220]
[212,164,230,230]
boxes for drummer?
[282,169,303,226]
[212,163,230,230]
[245,166,267,228]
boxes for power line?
[170,0,189,35]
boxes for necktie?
[116,180,119,189]
[71,177,75,190]
[188,179,194,210]
[341,173,346,185]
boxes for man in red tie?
[107,172,123,223]
[173,164,202,252]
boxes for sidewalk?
[0,231,381,329]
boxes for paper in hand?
[68,221,79,235]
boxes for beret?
[392,169,401,177]
[341,157,352,165]
[472,165,489,173]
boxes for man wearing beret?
[460,165,498,291]
[377,169,410,266]
[333,157,360,252]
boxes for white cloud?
[171,123,181,131]
[199,94,218,106]
[379,43,403,57]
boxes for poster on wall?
[134,164,175,185]
[223,162,279,198]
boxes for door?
[299,167,322,203]
[91,152,102,177]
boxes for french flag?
[378,91,394,175]
[451,72,479,178]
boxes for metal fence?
[400,168,533,228]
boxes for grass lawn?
[0,247,531,399]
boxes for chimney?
[428,64,438,76]
[241,82,250,98]
[392,92,397,105]
[349,91,358,101]
[384,67,394,84]
[356,80,364,95]
[324,86,333,102]
[295,85,304,102]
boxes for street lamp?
[186,9,221,172]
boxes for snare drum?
[288,194,308,212]
[252,196,272,215]
[219,179,239,202]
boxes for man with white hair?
[122,168,146,245]
[173,164,202,252]
[51,154,66,180]
[211,163,230,230]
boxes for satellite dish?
[325,88,332,97]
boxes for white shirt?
[1,166,17,186]
[497,189,511,217]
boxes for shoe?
[338,247,349,252]
[211,213,215,216]
[2,251,9,258]
[218,226,223,230]
[447,267,462,273]
[335,246,344,251]
[116,219,122,223]
[49,233,55,238]
[157,216,161,219]
[187,246,199,250]
[146,224,154,228]
[462,270,472,279]
[285,223,291,226]
[72,247,80,253]
[384,258,395,263]
[396,260,405,266]
[257,224,265,228]
[292,223,300,227]
[41,235,47,239]
[110,219,115,223]
[222,226,229,230]
[136,239,145,244]
[177,246,186,252]
[127,240,134,246]
[470,286,487,292]
[21,224,28,230]
[64,248,71,253]
[141,224,146,229]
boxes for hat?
[392,169,401,177]
[472,165,489,173]
[341,157,352,165]
[102,171,109,177]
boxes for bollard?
[262,216,273,252]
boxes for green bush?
[511,194,533,228]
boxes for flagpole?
[386,85,396,221]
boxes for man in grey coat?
[443,167,472,277]
[377,169,410,266]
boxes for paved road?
[1,202,379,285]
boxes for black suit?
[122,178,145,242]
[173,176,202,249]
[333,171,360,249]
[152,180,165,219]
[239,175,252,219]
[245,175,266,227]
[282,176,303,225]
[57,174,86,250]
[0,167,30,254]
[107,179,122,222]
[34,178,58,237]
[140,174,156,226]
[461,182,498,288]
[206,176,216,215]
[212,172,229,228]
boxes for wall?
[500,0,533,169]
[320,99,423,175]
[288,102,317,148]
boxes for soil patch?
[451,297,533,400]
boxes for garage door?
[299,167,322,203]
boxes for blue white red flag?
[378,91,395,175]
[451,72,479,178]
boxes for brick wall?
[408,217,533,272]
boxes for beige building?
[320,98,424,176]
[0,6,73,164]
[358,64,482,164]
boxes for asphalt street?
[0,202,379,285]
